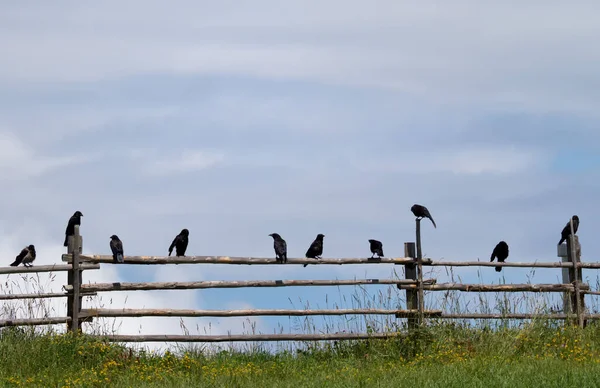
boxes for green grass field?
[2,323,600,387]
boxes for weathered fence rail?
[0,221,596,343]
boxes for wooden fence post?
[67,225,83,333]
[415,219,425,326]
[402,242,418,330]
[567,230,584,328]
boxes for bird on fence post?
[490,241,509,272]
[168,228,189,257]
[558,215,579,245]
[304,234,324,267]
[110,235,124,263]
[63,211,83,247]
[10,245,36,267]
[368,239,384,258]
[411,204,436,228]
[269,233,287,263]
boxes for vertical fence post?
[67,225,82,333]
[402,242,418,330]
[415,219,425,326]
[567,224,584,328]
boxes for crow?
[63,211,83,247]
[368,239,384,258]
[304,234,324,267]
[269,233,287,263]
[169,228,189,257]
[558,215,579,245]
[110,235,124,263]
[490,241,509,272]
[10,245,36,267]
[411,204,436,228]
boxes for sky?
[1,1,600,352]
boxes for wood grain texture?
[67,278,438,293]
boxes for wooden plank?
[92,332,405,343]
[67,278,438,293]
[435,313,576,319]
[61,254,600,269]
[427,261,600,269]
[0,292,96,301]
[81,308,444,318]
[0,317,70,327]
[0,263,99,275]
[62,254,423,265]
[403,283,590,292]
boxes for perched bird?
[558,215,579,245]
[168,228,189,257]
[10,245,36,267]
[368,239,384,258]
[304,234,324,267]
[411,204,436,228]
[269,233,287,263]
[63,211,83,247]
[490,241,509,272]
[110,235,124,263]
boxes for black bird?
[10,245,36,267]
[110,235,124,263]
[169,228,189,257]
[304,234,324,267]
[368,239,384,258]
[558,215,579,245]
[269,233,287,263]
[411,204,436,228]
[63,211,83,247]
[490,241,509,272]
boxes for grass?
[3,323,600,387]
[3,256,600,386]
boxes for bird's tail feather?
[495,266,502,272]
[117,254,124,263]
[9,260,18,267]
[429,217,437,228]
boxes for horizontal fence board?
[0,263,100,275]
[82,308,444,318]
[67,278,437,293]
[434,313,575,319]
[61,254,600,269]
[63,254,417,265]
[91,332,404,342]
[0,292,97,301]
[0,317,70,327]
[402,283,588,292]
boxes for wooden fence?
[0,220,596,343]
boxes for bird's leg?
[370,253,375,258]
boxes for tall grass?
[1,263,600,386]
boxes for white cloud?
[131,149,225,176]
[354,146,546,175]
[0,131,90,180]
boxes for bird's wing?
[16,248,28,260]
[168,235,179,251]
[116,240,124,253]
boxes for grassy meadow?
[2,265,600,386]
[2,323,600,387]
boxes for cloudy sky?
[1,1,600,350]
